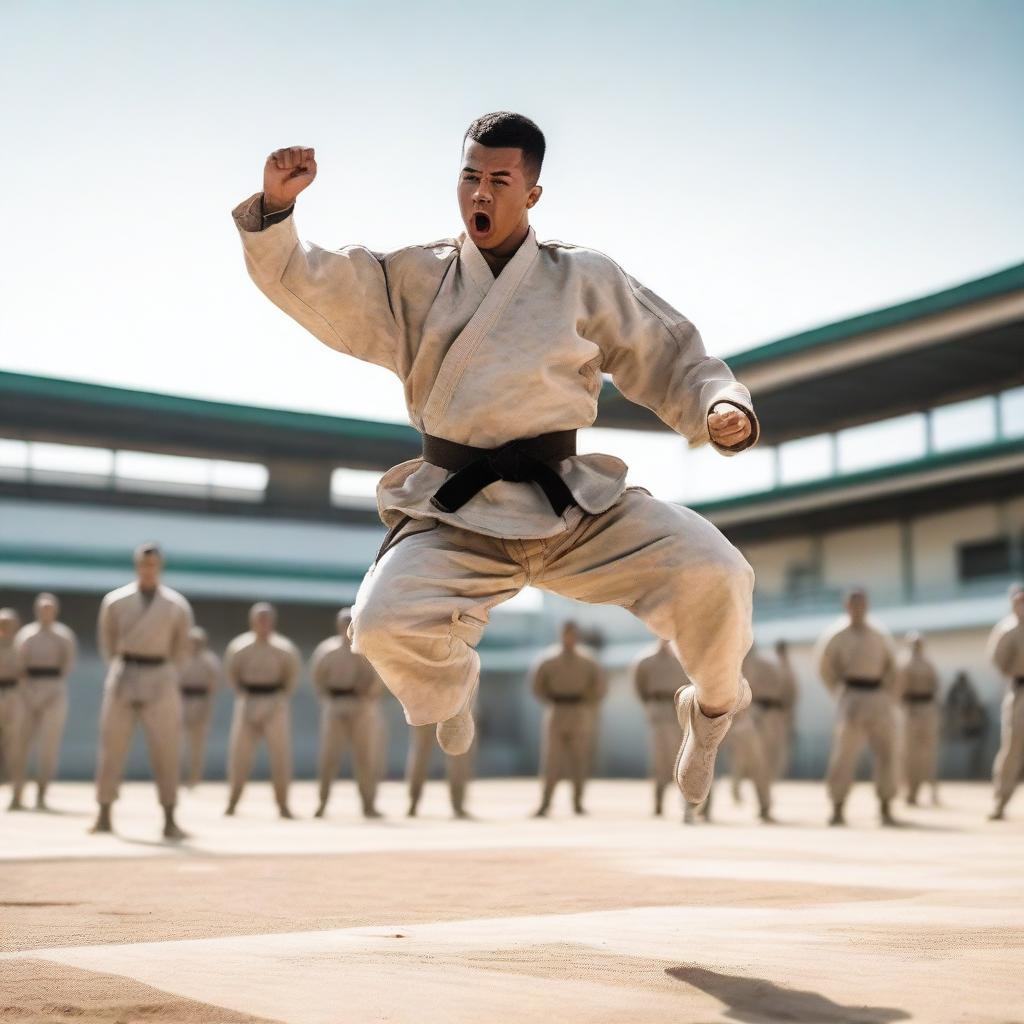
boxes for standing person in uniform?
[14,593,77,810]
[179,626,221,788]
[633,639,686,816]
[532,621,607,817]
[91,543,193,839]
[233,113,759,811]
[896,632,941,806]
[0,609,27,812]
[224,603,300,819]
[312,608,383,819]
[988,584,1024,821]
[943,670,988,778]
[775,639,799,778]
[405,723,474,819]
[817,588,898,827]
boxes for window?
[958,538,1010,582]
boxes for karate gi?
[232,196,757,739]
[895,648,940,804]
[179,638,221,787]
[532,646,606,812]
[224,630,300,812]
[744,648,789,784]
[775,650,799,778]
[14,619,77,798]
[988,614,1024,816]
[0,629,26,807]
[406,724,473,817]
[632,643,686,814]
[311,633,382,815]
[817,618,898,809]
[95,584,193,808]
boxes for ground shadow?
[666,965,911,1023]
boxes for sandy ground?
[1,779,1021,1024]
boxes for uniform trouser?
[993,689,1024,806]
[353,489,754,726]
[727,711,771,811]
[95,671,181,806]
[902,701,939,797]
[646,706,681,801]
[182,695,214,787]
[406,723,472,813]
[0,689,27,800]
[21,680,68,790]
[753,707,790,782]
[825,689,898,804]
[227,696,291,808]
[539,704,596,806]
[318,700,379,809]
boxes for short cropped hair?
[134,541,163,561]
[464,111,546,185]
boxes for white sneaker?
[674,679,751,804]
[436,679,478,756]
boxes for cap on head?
[464,111,546,186]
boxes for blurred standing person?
[817,588,898,826]
[224,603,300,819]
[91,543,193,839]
[0,609,26,812]
[633,639,686,816]
[775,639,799,777]
[987,584,1024,821]
[896,632,941,806]
[406,723,474,819]
[943,670,988,778]
[311,608,383,819]
[179,626,221,788]
[532,621,607,817]
[14,594,77,810]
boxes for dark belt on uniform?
[328,687,356,697]
[241,682,284,695]
[903,692,935,704]
[122,653,167,666]
[27,666,63,678]
[1015,677,1024,688]
[422,430,578,515]
[181,686,209,698]
[755,697,785,710]
[551,694,584,704]
[845,677,881,691]
[0,678,16,690]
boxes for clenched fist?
[263,146,317,213]
[708,402,753,449]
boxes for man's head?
[905,630,923,655]
[458,111,544,254]
[561,619,580,652]
[1011,583,1024,621]
[844,587,868,625]
[775,639,789,658]
[0,607,19,641]
[34,592,59,626]
[249,602,276,639]
[134,542,164,590]
[189,626,208,653]
[336,607,353,637]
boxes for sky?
[2,0,1022,499]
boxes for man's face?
[252,609,274,639]
[0,614,17,641]
[135,553,162,589]
[561,624,579,651]
[457,140,541,252]
[846,592,868,623]
[36,599,57,626]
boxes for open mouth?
[473,211,492,234]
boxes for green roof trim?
[0,370,419,444]
[727,261,1024,370]
[691,434,1024,515]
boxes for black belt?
[242,682,284,695]
[27,666,63,678]
[754,697,785,710]
[328,687,356,697]
[903,693,935,704]
[0,678,16,689]
[1015,677,1024,688]
[845,677,881,691]
[551,694,584,704]
[122,653,166,666]
[181,686,209,698]
[423,431,578,515]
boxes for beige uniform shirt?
[743,650,787,703]
[533,648,607,704]
[989,615,1024,682]
[224,632,301,694]
[896,652,939,698]
[633,646,687,700]
[310,637,381,700]
[97,584,193,669]
[179,650,221,694]
[15,622,77,680]
[0,638,17,681]
[233,197,758,540]
[816,618,896,695]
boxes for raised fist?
[263,146,317,213]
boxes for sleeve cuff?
[231,192,294,233]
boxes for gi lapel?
[120,586,165,652]
[422,228,539,431]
